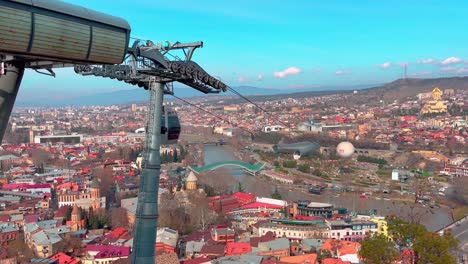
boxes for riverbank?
[202,144,453,232]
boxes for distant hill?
[15,76,467,107]
[361,76,468,101]
[220,76,468,104]
[15,83,377,107]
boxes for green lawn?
[454,207,468,221]
[376,170,391,178]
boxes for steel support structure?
[131,81,165,264]
[0,62,25,143]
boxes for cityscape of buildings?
[0,82,466,263]
[0,1,467,263]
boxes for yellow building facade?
[420,87,447,114]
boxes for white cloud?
[417,58,436,64]
[257,74,263,81]
[273,66,302,78]
[380,62,391,69]
[441,57,462,65]
[335,70,351,75]
[237,76,248,83]
[440,66,456,72]
[457,68,468,73]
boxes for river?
[203,145,247,180]
[202,145,453,231]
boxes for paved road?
[450,216,468,252]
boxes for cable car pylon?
[75,40,228,264]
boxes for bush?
[298,164,310,173]
[357,155,387,165]
[283,160,297,168]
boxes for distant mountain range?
[15,76,468,107]
[15,83,377,107]
[360,76,468,101]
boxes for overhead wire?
[226,86,293,130]
[170,94,256,138]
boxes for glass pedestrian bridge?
[189,160,265,175]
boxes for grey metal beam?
[131,81,164,264]
[0,63,25,143]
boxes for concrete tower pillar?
[0,62,25,143]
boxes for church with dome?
[66,204,85,231]
[420,87,447,114]
[57,177,106,210]
[185,171,198,191]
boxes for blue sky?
[19,0,468,99]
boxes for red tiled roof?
[2,183,51,190]
[107,227,128,239]
[225,242,251,255]
[294,215,321,221]
[280,253,318,263]
[49,252,79,264]
[321,239,360,256]
[250,232,276,247]
[230,192,256,205]
[239,202,283,210]
[200,244,225,256]
[54,205,71,218]
[25,215,40,223]
[86,245,130,259]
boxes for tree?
[282,160,297,168]
[110,207,130,229]
[55,235,83,256]
[7,233,34,262]
[271,186,282,200]
[179,145,186,160]
[449,177,468,205]
[95,167,116,207]
[62,206,73,225]
[236,182,245,192]
[30,148,49,166]
[409,175,431,204]
[312,169,322,177]
[360,233,399,264]
[198,168,236,195]
[87,209,108,230]
[273,161,280,168]
[187,191,217,230]
[387,216,458,264]
[298,164,310,173]
[413,231,458,264]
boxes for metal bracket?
[33,68,56,77]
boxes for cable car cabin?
[0,0,130,65]
[161,107,180,145]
